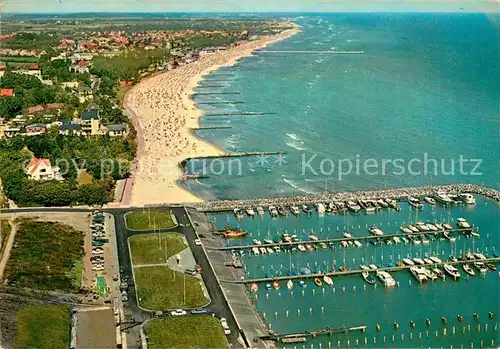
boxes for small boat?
[430,256,442,264]
[473,261,488,273]
[253,239,262,245]
[403,258,415,266]
[250,283,259,292]
[302,205,312,214]
[362,271,376,284]
[459,193,476,205]
[408,197,423,209]
[338,266,346,272]
[305,244,314,252]
[323,275,334,286]
[314,278,323,287]
[301,267,311,275]
[223,228,248,238]
[369,264,378,270]
[268,206,278,217]
[273,246,281,253]
[233,208,244,218]
[354,240,362,247]
[393,236,401,244]
[281,234,292,243]
[449,256,458,263]
[427,223,438,231]
[443,231,456,242]
[360,264,370,270]
[263,238,273,244]
[423,268,438,280]
[259,247,267,254]
[286,279,294,290]
[444,264,460,279]
[315,203,326,214]
[340,241,348,248]
[386,199,397,209]
[273,281,280,290]
[432,268,444,278]
[377,199,389,208]
[473,253,486,260]
[443,223,453,230]
[408,225,420,233]
[435,191,453,205]
[343,232,352,238]
[423,258,433,265]
[299,280,307,288]
[346,201,361,213]
[401,236,409,244]
[456,218,471,229]
[376,270,396,287]
[410,266,428,283]
[397,261,405,267]
[424,197,436,205]
[434,222,444,230]
[413,258,425,265]
[252,247,260,255]
[463,264,475,276]
[369,226,384,236]
[319,242,328,249]
[266,247,274,254]
[309,235,319,241]
[400,226,413,234]
[290,206,300,216]
[256,207,265,216]
[297,244,306,252]
[466,252,475,260]
[246,208,255,216]
[277,206,287,216]
[265,283,272,290]
[486,263,497,271]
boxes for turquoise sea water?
[210,198,500,348]
[186,13,499,200]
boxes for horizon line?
[3,10,497,14]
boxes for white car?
[220,318,231,335]
[170,309,187,316]
[194,239,202,246]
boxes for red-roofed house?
[27,105,45,114]
[70,61,90,74]
[24,157,64,181]
[0,88,14,97]
[13,64,41,78]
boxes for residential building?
[61,81,80,89]
[73,86,93,103]
[24,157,64,181]
[25,123,47,135]
[59,123,83,136]
[4,128,21,137]
[105,124,129,137]
[70,61,91,74]
[27,105,45,114]
[13,64,41,78]
[80,107,101,135]
[0,88,14,97]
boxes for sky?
[2,0,498,14]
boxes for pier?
[192,92,241,96]
[196,101,243,105]
[191,126,233,131]
[257,50,365,55]
[216,227,474,251]
[181,151,286,164]
[195,84,227,88]
[225,257,500,284]
[189,184,500,212]
[204,112,277,117]
[260,326,367,342]
[202,79,237,82]
[182,174,210,180]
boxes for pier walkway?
[258,50,365,55]
[192,92,241,96]
[182,151,286,163]
[204,112,276,117]
[196,101,243,105]
[195,84,227,88]
[261,326,367,342]
[222,257,500,284]
[191,126,233,130]
[216,228,473,250]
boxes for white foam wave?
[286,142,306,151]
[195,179,211,188]
[285,133,300,141]
[282,178,316,195]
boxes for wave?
[286,142,307,151]
[285,133,300,141]
[282,177,316,195]
[195,179,212,188]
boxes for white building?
[24,157,64,181]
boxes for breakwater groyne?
[191,126,233,130]
[187,184,499,212]
[204,112,276,117]
[180,151,287,168]
[196,101,243,105]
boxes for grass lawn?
[77,171,94,185]
[145,316,228,349]
[125,209,177,230]
[129,233,187,265]
[0,220,11,254]
[5,219,84,292]
[134,266,208,310]
[14,305,70,349]
[66,259,83,288]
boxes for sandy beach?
[124,27,300,205]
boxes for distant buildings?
[25,157,64,181]
[12,64,41,78]
[70,61,91,74]
[72,86,93,103]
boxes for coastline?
[124,26,300,206]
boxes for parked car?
[190,309,208,315]
[170,309,187,316]
[184,268,197,276]
[194,239,201,246]
[220,318,231,335]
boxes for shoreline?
[124,26,301,206]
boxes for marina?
[204,193,499,348]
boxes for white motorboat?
[408,197,423,209]
[340,241,348,248]
[400,226,413,234]
[410,266,428,283]
[259,247,267,254]
[430,257,442,264]
[290,206,301,216]
[413,258,425,265]
[427,223,438,231]
[297,244,306,252]
[408,225,420,233]
[423,258,434,265]
[315,203,326,214]
[456,218,471,229]
[346,201,361,213]
[323,275,334,286]
[376,270,396,287]
[459,193,476,205]
[435,191,453,205]
[233,208,244,218]
[393,236,401,244]
[360,264,370,270]
[474,253,486,260]
[268,206,278,217]
[252,247,260,255]
[256,207,265,215]
[369,264,378,270]
[434,222,444,230]
[403,258,415,266]
[309,235,319,241]
[267,247,274,254]
[473,261,488,273]
[443,223,453,230]
[463,264,475,276]
[444,264,460,279]
[253,239,262,245]
[287,280,294,290]
[343,232,353,238]
[246,208,255,216]
[377,199,389,208]
[263,238,273,244]
[422,268,438,280]
[354,240,362,247]
[369,226,384,236]
[424,197,436,205]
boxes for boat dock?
[261,326,367,342]
[225,257,500,284]
[204,112,277,117]
[190,184,499,212]
[191,126,233,130]
[257,50,365,55]
[216,227,474,251]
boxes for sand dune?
[124,28,299,205]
